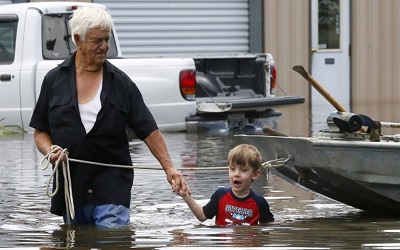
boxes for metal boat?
[236,112,400,213]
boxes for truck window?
[42,13,118,60]
[0,15,18,65]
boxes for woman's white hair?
[69,6,112,45]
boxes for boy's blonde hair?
[228,144,262,171]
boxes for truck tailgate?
[196,95,305,113]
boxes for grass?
[0,125,25,136]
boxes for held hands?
[167,169,191,196]
[171,179,191,198]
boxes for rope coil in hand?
[40,145,75,223]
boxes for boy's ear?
[252,169,261,181]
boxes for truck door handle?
[0,74,11,81]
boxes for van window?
[0,15,18,65]
[42,13,118,60]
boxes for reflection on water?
[0,132,400,249]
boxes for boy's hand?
[171,179,190,197]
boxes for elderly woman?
[30,5,190,228]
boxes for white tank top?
[79,81,103,134]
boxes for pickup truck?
[189,55,304,132]
[0,2,304,134]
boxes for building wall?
[264,0,400,136]
[95,0,252,57]
[351,0,400,130]
[264,0,310,136]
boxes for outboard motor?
[327,111,377,133]
[327,111,362,132]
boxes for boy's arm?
[182,194,207,222]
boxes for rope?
[40,145,293,221]
[70,158,229,171]
[40,145,75,224]
[261,155,293,180]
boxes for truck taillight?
[180,70,196,101]
[66,5,79,11]
[270,65,277,95]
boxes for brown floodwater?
[0,131,399,249]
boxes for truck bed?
[188,54,305,132]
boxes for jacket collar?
[59,52,115,133]
[59,51,116,74]
[60,51,115,103]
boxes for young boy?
[177,144,274,226]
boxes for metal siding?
[95,0,250,57]
[264,0,310,136]
[0,0,12,4]
[249,0,263,53]
[352,0,400,129]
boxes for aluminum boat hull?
[236,133,400,213]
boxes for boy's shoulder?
[210,187,232,200]
[214,187,231,196]
[249,189,263,198]
[249,190,269,205]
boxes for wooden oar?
[292,65,367,133]
[292,65,346,112]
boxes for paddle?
[292,65,367,133]
[292,65,347,112]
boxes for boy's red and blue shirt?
[203,187,274,226]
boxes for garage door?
[0,0,12,5]
[95,0,250,57]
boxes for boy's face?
[228,163,261,198]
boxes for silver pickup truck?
[0,2,304,135]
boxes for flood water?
[1,130,400,249]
